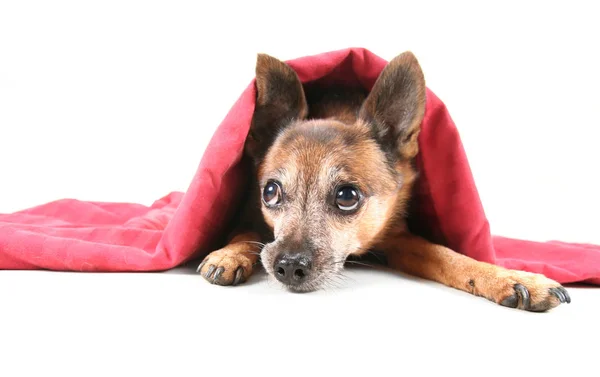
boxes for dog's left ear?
[245,54,308,162]
[359,51,426,160]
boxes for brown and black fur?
[197,51,571,312]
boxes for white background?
[1,1,599,376]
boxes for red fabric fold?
[1,47,599,284]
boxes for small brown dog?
[197,51,571,312]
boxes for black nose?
[274,253,312,286]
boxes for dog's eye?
[263,181,282,207]
[335,186,360,211]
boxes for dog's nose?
[274,253,312,286]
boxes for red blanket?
[1,48,599,285]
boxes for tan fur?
[197,232,261,285]
[197,51,571,311]
[377,233,564,311]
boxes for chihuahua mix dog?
[197,51,571,312]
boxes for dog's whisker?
[238,241,267,249]
[340,274,356,284]
[244,251,262,257]
[325,277,345,290]
[328,259,374,269]
[351,247,385,265]
[344,260,375,268]
[265,274,285,291]
[324,280,342,290]
[335,272,352,283]
[367,250,385,264]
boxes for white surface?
[1,1,599,376]
[1,265,598,376]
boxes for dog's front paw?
[492,271,571,312]
[196,247,255,286]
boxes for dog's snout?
[274,253,312,286]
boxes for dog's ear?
[245,54,308,162]
[359,51,426,161]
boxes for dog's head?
[245,52,426,291]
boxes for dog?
[196,51,571,312]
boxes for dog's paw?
[196,247,254,286]
[492,271,571,312]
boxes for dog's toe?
[495,272,570,312]
[204,265,217,280]
[212,266,225,283]
[197,248,254,286]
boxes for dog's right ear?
[245,54,308,162]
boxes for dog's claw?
[501,284,531,309]
[204,265,216,279]
[514,284,531,309]
[549,287,564,303]
[233,267,244,285]
[550,287,571,304]
[212,266,225,283]
[196,259,207,273]
[562,287,572,303]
